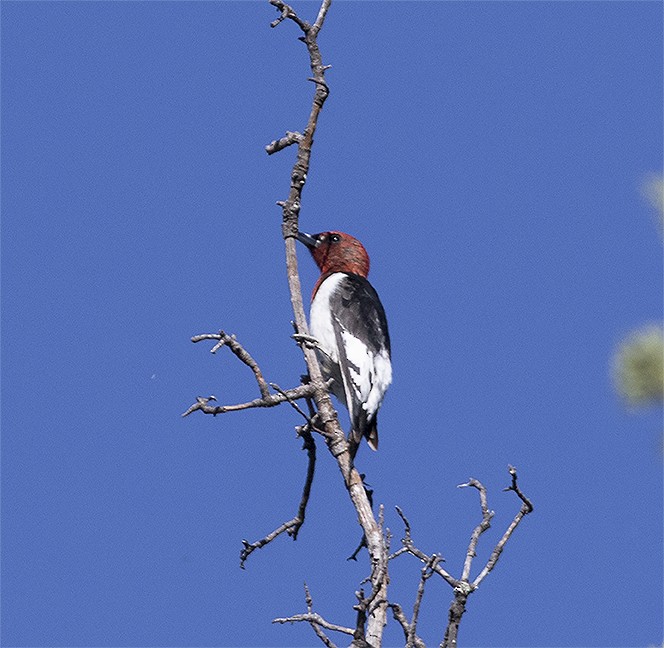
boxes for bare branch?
[191,331,270,398]
[441,581,473,648]
[240,424,317,567]
[270,382,312,421]
[394,506,456,587]
[457,478,494,582]
[265,131,303,155]
[304,583,337,648]
[269,0,310,32]
[181,383,315,418]
[473,466,534,587]
[388,603,426,648]
[288,424,317,540]
[388,546,408,561]
[273,613,354,636]
[409,554,440,647]
[240,522,297,568]
[347,535,367,562]
[395,505,411,536]
[269,0,390,642]
[504,464,534,513]
[312,0,332,33]
[351,589,368,644]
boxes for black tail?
[351,411,378,452]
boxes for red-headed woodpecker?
[296,230,392,451]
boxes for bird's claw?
[292,333,321,349]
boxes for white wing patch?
[339,328,391,419]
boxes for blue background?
[2,1,662,647]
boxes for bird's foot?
[292,333,321,349]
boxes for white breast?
[309,273,345,364]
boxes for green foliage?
[613,325,664,405]
[642,173,664,238]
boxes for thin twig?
[240,424,318,567]
[346,535,367,562]
[270,382,312,421]
[181,383,315,418]
[394,506,455,586]
[269,0,310,32]
[408,554,440,647]
[265,131,303,155]
[304,583,337,648]
[240,520,298,568]
[351,589,368,644]
[388,603,426,648]
[504,464,534,513]
[272,613,354,636]
[442,468,534,648]
[191,331,270,398]
[388,546,408,561]
[288,424,317,540]
[472,466,533,587]
[457,478,494,582]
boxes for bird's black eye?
[330,234,341,243]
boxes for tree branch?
[457,478,494,582]
[265,131,303,155]
[269,0,389,642]
[394,506,455,587]
[393,470,534,648]
[442,467,534,648]
[304,583,338,648]
[472,466,533,588]
[273,613,354,637]
[239,423,318,567]
[408,554,440,647]
[181,383,316,418]
[191,331,270,398]
[387,603,426,648]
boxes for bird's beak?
[296,230,320,249]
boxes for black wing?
[329,274,391,448]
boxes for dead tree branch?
[387,603,426,648]
[472,466,533,588]
[391,468,533,648]
[394,506,455,587]
[266,131,303,155]
[268,0,389,643]
[183,332,330,419]
[409,554,440,647]
[186,2,387,642]
[187,1,534,644]
[191,331,270,398]
[185,331,322,565]
[239,423,318,567]
[181,383,316,418]
[457,478,494,582]
[303,583,338,648]
[273,612,354,636]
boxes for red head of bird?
[296,231,370,279]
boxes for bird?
[296,230,392,452]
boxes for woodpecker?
[296,230,392,451]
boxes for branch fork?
[391,467,533,648]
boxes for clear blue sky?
[2,2,662,647]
